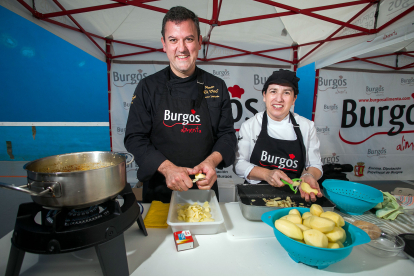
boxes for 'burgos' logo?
[253,74,268,91]
[113,69,148,87]
[318,75,348,94]
[323,104,338,112]
[366,85,385,96]
[367,147,387,158]
[321,153,340,164]
[116,127,126,135]
[213,69,230,79]
[401,77,414,86]
[316,126,330,135]
[123,101,131,110]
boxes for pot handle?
[124,152,135,165]
[0,182,58,197]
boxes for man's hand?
[158,160,193,191]
[189,152,222,190]
[299,174,322,202]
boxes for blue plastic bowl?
[322,179,383,215]
[261,208,370,269]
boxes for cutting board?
[223,203,274,239]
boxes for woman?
[234,69,323,202]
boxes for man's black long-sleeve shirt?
[124,66,237,182]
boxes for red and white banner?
[315,69,414,180]
[110,62,283,185]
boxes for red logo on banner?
[354,162,365,177]
[228,85,245,99]
[289,154,295,159]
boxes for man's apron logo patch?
[163,109,202,134]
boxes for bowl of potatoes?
[261,204,370,269]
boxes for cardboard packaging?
[173,230,194,251]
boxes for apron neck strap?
[289,112,307,173]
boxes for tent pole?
[293,43,298,72]
[106,37,113,152]
[312,69,320,122]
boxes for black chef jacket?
[124,66,237,183]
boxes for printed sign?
[315,70,414,180]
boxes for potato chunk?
[325,227,346,243]
[310,204,324,217]
[309,216,336,233]
[303,229,328,248]
[320,211,345,227]
[275,219,303,240]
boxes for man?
[124,6,237,203]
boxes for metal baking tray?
[236,184,336,221]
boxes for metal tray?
[236,184,336,221]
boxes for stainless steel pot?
[0,151,134,209]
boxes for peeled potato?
[289,209,301,216]
[296,223,310,231]
[309,216,336,233]
[310,204,324,217]
[301,182,319,195]
[327,241,344,249]
[325,226,346,243]
[284,214,302,224]
[302,212,312,220]
[320,211,345,227]
[275,219,303,240]
[303,229,328,248]
[303,216,314,228]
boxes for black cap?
[262,69,300,95]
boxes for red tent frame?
[15,0,414,149]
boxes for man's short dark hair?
[161,6,200,40]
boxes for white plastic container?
[167,190,224,235]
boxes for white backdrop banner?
[315,69,414,181]
[110,63,281,185]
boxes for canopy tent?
[2,0,413,71]
[2,0,414,185]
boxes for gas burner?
[5,184,147,276]
[45,204,112,227]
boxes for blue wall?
[0,6,110,161]
[296,62,316,121]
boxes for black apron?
[143,68,219,203]
[248,112,306,184]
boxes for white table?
[0,203,413,276]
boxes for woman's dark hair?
[161,6,200,39]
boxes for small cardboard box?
[173,230,194,251]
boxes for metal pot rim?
[23,151,131,175]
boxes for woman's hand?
[299,173,322,202]
[264,169,292,188]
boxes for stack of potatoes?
[274,204,346,249]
